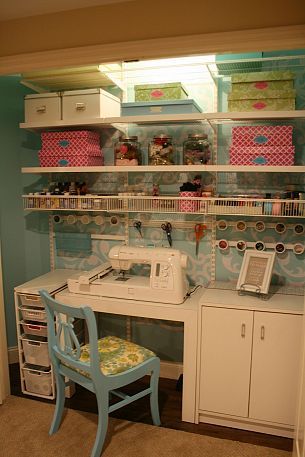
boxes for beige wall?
[0,0,305,58]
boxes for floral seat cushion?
[66,335,156,377]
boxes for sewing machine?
[68,245,189,304]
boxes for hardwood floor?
[9,363,292,452]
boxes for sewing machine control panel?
[152,261,174,290]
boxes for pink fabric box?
[229,146,295,166]
[39,150,104,167]
[41,130,101,153]
[179,192,200,212]
[232,126,293,147]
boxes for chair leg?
[49,371,66,435]
[150,363,161,426]
[90,391,109,457]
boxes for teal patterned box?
[134,82,188,102]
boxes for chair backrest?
[39,289,104,382]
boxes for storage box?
[20,307,47,323]
[121,99,201,115]
[38,150,104,167]
[228,88,296,111]
[62,88,121,120]
[20,294,44,308]
[41,130,101,152]
[21,336,50,367]
[21,321,48,337]
[229,146,295,166]
[179,192,200,212]
[23,366,52,396]
[231,70,294,83]
[232,125,293,147]
[24,92,61,123]
[231,80,294,96]
[134,82,188,102]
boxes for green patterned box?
[228,87,296,111]
[231,70,294,83]
[231,79,294,96]
[134,82,188,102]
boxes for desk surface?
[56,286,204,321]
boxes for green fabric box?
[231,70,294,83]
[134,82,188,102]
[228,87,296,111]
[231,79,294,96]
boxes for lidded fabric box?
[228,70,295,112]
[62,88,121,120]
[228,89,296,111]
[39,149,104,167]
[229,146,295,166]
[41,130,101,153]
[121,99,201,115]
[231,125,293,147]
[24,92,61,123]
[134,82,188,102]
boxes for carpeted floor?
[0,396,292,457]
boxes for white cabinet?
[249,311,302,425]
[199,304,302,434]
[199,307,253,417]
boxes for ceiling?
[0,0,133,21]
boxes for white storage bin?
[23,366,52,396]
[20,307,47,322]
[21,321,48,337]
[21,336,50,367]
[62,88,121,120]
[24,92,61,123]
[20,294,44,308]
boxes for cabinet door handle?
[260,325,265,340]
[241,323,246,338]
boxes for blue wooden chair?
[39,290,161,457]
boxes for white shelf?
[21,165,305,174]
[19,110,305,131]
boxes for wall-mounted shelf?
[22,194,305,218]
[21,165,305,174]
[19,110,305,132]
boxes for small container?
[236,220,247,231]
[183,134,211,165]
[255,221,265,232]
[236,240,247,251]
[255,241,265,251]
[293,243,305,255]
[275,242,286,254]
[294,224,305,235]
[217,220,228,231]
[114,136,142,166]
[148,135,175,165]
[218,239,229,251]
[275,222,286,234]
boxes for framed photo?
[236,250,275,295]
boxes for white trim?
[8,346,19,364]
[0,242,10,403]
[0,24,304,75]
[160,361,183,380]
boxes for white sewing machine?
[68,245,189,304]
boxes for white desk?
[55,287,204,423]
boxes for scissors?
[195,224,205,257]
[133,220,143,238]
[161,222,172,247]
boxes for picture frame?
[236,250,275,295]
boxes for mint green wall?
[0,76,50,348]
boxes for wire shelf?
[22,195,305,218]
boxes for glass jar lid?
[187,133,208,139]
[153,134,172,140]
[120,135,138,141]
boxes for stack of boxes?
[39,130,104,167]
[229,125,295,166]
[228,71,296,111]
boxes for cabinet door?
[199,306,253,417]
[249,312,302,425]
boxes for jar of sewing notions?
[183,133,211,165]
[114,136,142,166]
[148,134,175,165]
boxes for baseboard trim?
[160,361,183,380]
[8,347,19,364]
